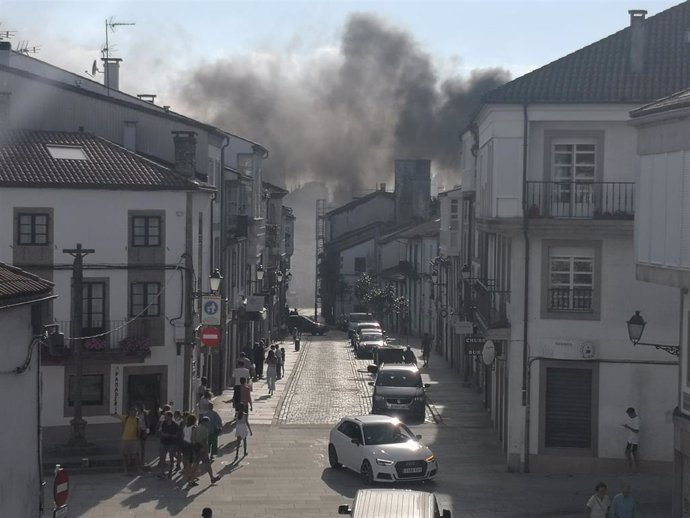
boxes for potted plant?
[83,337,107,351]
[119,335,151,355]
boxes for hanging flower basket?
[84,337,108,351]
[119,335,151,355]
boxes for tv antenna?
[16,40,41,54]
[102,16,135,61]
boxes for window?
[338,420,363,442]
[237,154,253,175]
[68,374,104,406]
[548,248,594,312]
[131,216,161,246]
[131,282,161,316]
[552,141,596,185]
[82,282,106,335]
[354,257,366,274]
[46,145,88,160]
[17,213,49,245]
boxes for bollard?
[294,338,300,352]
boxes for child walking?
[235,404,253,460]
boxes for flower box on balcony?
[83,337,107,351]
[119,335,151,356]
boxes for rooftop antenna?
[16,40,41,54]
[0,23,17,41]
[102,16,135,61]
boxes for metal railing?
[54,319,149,350]
[473,279,510,328]
[547,287,593,312]
[526,181,634,219]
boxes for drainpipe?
[183,196,195,411]
[218,136,230,394]
[521,103,532,473]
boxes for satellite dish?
[481,340,496,366]
[92,60,98,76]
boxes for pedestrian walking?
[113,407,144,475]
[274,344,284,379]
[201,508,213,518]
[234,403,253,459]
[136,405,150,461]
[611,484,638,518]
[280,347,286,370]
[197,376,209,402]
[622,407,641,473]
[172,410,184,471]
[181,414,198,485]
[421,333,432,367]
[585,482,611,518]
[189,416,221,487]
[239,377,253,412]
[205,402,223,459]
[266,349,278,395]
[253,341,265,379]
[198,390,212,416]
[157,411,178,479]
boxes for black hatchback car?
[287,315,328,335]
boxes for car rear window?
[376,370,421,387]
[360,333,382,342]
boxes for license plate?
[402,467,423,474]
[389,403,408,409]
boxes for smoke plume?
[179,13,510,198]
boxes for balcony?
[472,280,510,329]
[526,181,634,220]
[547,287,593,313]
[227,215,249,239]
[42,319,153,364]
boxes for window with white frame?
[551,140,596,213]
[548,247,594,312]
[237,154,253,175]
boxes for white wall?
[0,305,41,517]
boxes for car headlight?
[376,458,394,466]
[373,395,385,402]
[425,454,436,463]
[414,396,425,402]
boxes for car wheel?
[361,460,374,485]
[328,444,341,469]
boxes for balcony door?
[82,281,107,337]
[551,139,596,218]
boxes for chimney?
[123,121,137,152]
[394,159,431,224]
[101,58,122,90]
[629,9,647,73]
[379,183,386,192]
[172,131,197,177]
[0,41,11,67]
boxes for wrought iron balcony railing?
[53,319,151,351]
[547,287,593,312]
[526,181,634,219]
[472,279,510,329]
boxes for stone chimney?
[0,41,11,67]
[394,159,431,224]
[629,9,647,73]
[101,58,122,90]
[172,131,197,177]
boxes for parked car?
[371,346,406,366]
[338,489,451,518]
[356,331,385,358]
[287,315,328,335]
[328,415,439,484]
[347,312,375,335]
[369,364,429,421]
[354,321,382,340]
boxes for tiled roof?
[630,87,690,117]
[483,2,690,104]
[326,190,395,217]
[0,129,210,190]
[0,262,54,306]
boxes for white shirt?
[586,494,610,518]
[232,367,251,386]
[182,425,194,443]
[627,415,640,444]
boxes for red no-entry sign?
[200,326,221,347]
[53,467,69,507]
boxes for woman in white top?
[265,350,278,395]
[585,482,610,518]
[181,414,198,484]
[234,404,253,460]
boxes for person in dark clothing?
[403,345,417,365]
[253,341,265,379]
[157,411,178,478]
[421,334,432,367]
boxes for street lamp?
[209,268,223,293]
[626,310,679,357]
[276,270,283,283]
[256,264,265,281]
[285,271,293,282]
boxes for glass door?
[551,140,596,217]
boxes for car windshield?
[362,423,415,445]
[360,333,382,342]
[376,370,421,387]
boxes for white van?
[338,489,451,518]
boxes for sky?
[0,0,683,191]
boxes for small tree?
[354,273,410,326]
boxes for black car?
[287,315,328,335]
[369,364,429,421]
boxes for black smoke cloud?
[179,13,510,197]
